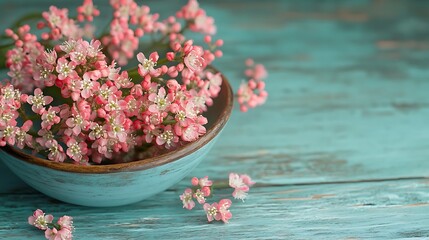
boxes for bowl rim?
[1,72,233,174]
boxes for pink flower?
[184,50,205,73]
[46,140,66,162]
[155,125,178,149]
[41,107,61,130]
[193,189,206,204]
[229,173,255,201]
[137,52,159,77]
[148,87,170,113]
[80,74,97,99]
[198,176,213,188]
[180,188,195,210]
[206,72,222,97]
[201,186,211,197]
[218,199,232,223]
[69,41,89,65]
[28,209,53,230]
[66,138,89,164]
[57,215,74,230]
[77,0,100,22]
[27,88,53,114]
[106,113,129,143]
[56,57,77,81]
[240,174,255,186]
[203,200,233,223]
[15,120,33,149]
[88,123,107,140]
[179,122,206,142]
[65,114,87,136]
[0,125,17,146]
[191,177,199,186]
[203,202,221,222]
[45,227,73,240]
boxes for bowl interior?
[2,73,233,173]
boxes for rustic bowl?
[0,74,233,207]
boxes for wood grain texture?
[1,0,429,239]
[1,179,429,239]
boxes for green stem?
[47,222,61,230]
[50,122,64,136]
[27,129,39,138]
[162,119,177,125]
[211,180,231,189]
[127,68,140,83]
[158,58,169,65]
[18,108,30,121]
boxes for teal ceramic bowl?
[0,75,233,207]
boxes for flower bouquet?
[0,0,268,165]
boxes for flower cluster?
[0,0,267,164]
[237,59,268,112]
[179,173,255,223]
[28,209,74,240]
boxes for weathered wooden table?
[1,0,429,239]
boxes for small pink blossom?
[137,52,159,77]
[46,140,66,162]
[27,88,53,114]
[106,113,129,143]
[65,114,87,136]
[201,186,211,197]
[41,107,61,130]
[15,120,33,149]
[184,50,205,73]
[28,209,54,230]
[193,189,206,204]
[80,74,97,99]
[148,87,170,113]
[66,138,89,164]
[179,122,206,142]
[191,177,199,186]
[206,72,222,97]
[218,199,232,223]
[155,126,178,149]
[203,202,220,222]
[229,173,255,201]
[57,215,74,230]
[56,57,77,81]
[45,227,73,240]
[202,199,233,223]
[198,176,213,188]
[180,188,195,210]
[77,0,100,22]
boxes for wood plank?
[1,178,428,239]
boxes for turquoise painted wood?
[1,0,429,239]
[1,179,429,239]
